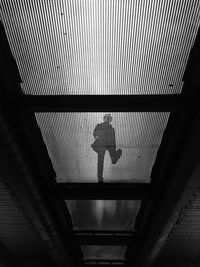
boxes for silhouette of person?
[91,114,122,183]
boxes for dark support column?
[0,104,77,267]
[126,62,200,266]
[126,111,200,267]
[0,22,78,267]
[0,241,16,267]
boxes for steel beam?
[73,232,137,246]
[83,259,125,266]
[16,94,199,112]
[83,265,124,267]
[127,111,200,265]
[127,35,200,264]
[74,230,134,234]
[0,240,16,267]
[56,183,152,200]
[0,107,77,267]
[0,22,81,267]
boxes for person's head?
[103,114,112,123]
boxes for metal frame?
[72,231,137,246]
[56,183,152,200]
[83,265,125,267]
[128,110,200,266]
[126,58,200,266]
[16,94,198,112]
[1,14,200,267]
[0,107,78,267]
[83,259,125,267]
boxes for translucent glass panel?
[36,112,169,183]
[82,246,126,260]
[66,200,140,231]
[2,1,200,95]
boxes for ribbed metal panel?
[66,200,140,231]
[160,187,200,259]
[0,177,48,258]
[35,112,169,183]
[1,0,200,95]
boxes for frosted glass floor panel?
[66,200,141,231]
[82,246,126,260]
[35,112,169,183]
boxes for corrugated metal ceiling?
[1,0,200,95]
[0,177,48,258]
[160,187,200,259]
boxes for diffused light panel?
[1,0,200,95]
[36,112,169,183]
[66,200,141,231]
[82,246,126,260]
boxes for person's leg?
[97,149,105,182]
[108,146,122,164]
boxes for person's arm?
[112,127,116,145]
[93,124,104,140]
[109,126,116,146]
[93,124,100,139]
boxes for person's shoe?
[112,149,122,164]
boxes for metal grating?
[35,112,169,183]
[1,0,200,95]
[66,200,140,231]
[0,177,48,258]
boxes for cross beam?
[16,94,199,112]
[56,183,152,200]
[83,260,125,266]
[73,231,137,246]
[83,264,125,267]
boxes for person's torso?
[96,123,115,146]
